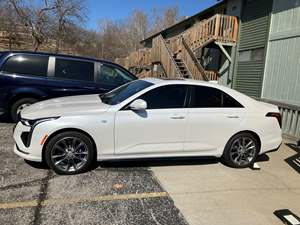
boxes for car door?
[114,84,189,155]
[184,85,245,154]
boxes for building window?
[238,48,264,62]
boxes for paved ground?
[153,140,300,225]
[0,123,187,225]
[1,122,300,225]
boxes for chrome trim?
[48,56,55,77]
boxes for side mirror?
[129,99,147,111]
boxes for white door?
[115,85,189,155]
[184,85,245,155]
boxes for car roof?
[1,51,124,68]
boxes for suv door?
[114,85,189,155]
[45,57,103,98]
[184,85,244,154]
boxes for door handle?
[170,115,185,119]
[227,115,239,118]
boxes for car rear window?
[55,58,94,82]
[2,54,48,76]
[190,86,243,108]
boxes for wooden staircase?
[116,14,238,81]
[173,55,191,78]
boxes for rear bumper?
[264,141,282,154]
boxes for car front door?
[184,85,245,154]
[114,85,189,155]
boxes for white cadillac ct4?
[13,78,282,174]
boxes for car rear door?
[45,57,106,97]
[184,85,245,154]
[114,84,189,155]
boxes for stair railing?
[151,34,182,78]
[180,37,209,81]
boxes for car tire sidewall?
[45,131,95,175]
[222,133,259,168]
[11,98,38,122]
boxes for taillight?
[266,112,282,128]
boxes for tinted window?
[97,64,134,85]
[55,58,94,82]
[190,86,242,108]
[101,80,153,105]
[2,55,48,76]
[139,85,188,109]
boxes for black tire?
[11,98,38,122]
[45,131,95,175]
[222,132,259,168]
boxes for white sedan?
[13,78,282,174]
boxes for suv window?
[97,64,134,85]
[139,85,188,109]
[190,86,243,108]
[2,54,48,76]
[55,58,94,82]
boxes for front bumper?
[14,144,41,162]
[13,122,43,162]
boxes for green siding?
[234,61,264,97]
[233,0,273,97]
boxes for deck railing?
[183,14,238,50]
[152,34,181,78]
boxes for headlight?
[20,117,60,127]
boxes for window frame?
[51,56,97,83]
[122,84,191,110]
[188,85,244,108]
[0,53,49,77]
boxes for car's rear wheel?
[223,132,259,168]
[11,98,38,122]
[45,131,95,175]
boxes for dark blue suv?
[0,51,137,122]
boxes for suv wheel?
[222,132,259,168]
[45,131,95,175]
[11,98,38,122]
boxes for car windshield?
[100,80,154,105]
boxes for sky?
[85,0,219,30]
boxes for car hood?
[21,94,110,120]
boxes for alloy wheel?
[50,137,89,172]
[229,136,256,166]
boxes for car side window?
[97,64,134,85]
[2,54,48,76]
[55,58,94,82]
[190,86,243,108]
[138,85,188,109]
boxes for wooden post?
[214,14,221,38]
[232,17,238,42]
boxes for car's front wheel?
[45,131,95,175]
[223,132,259,168]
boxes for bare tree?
[9,0,55,51]
[0,1,21,50]
[52,0,86,53]
[150,6,179,34]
